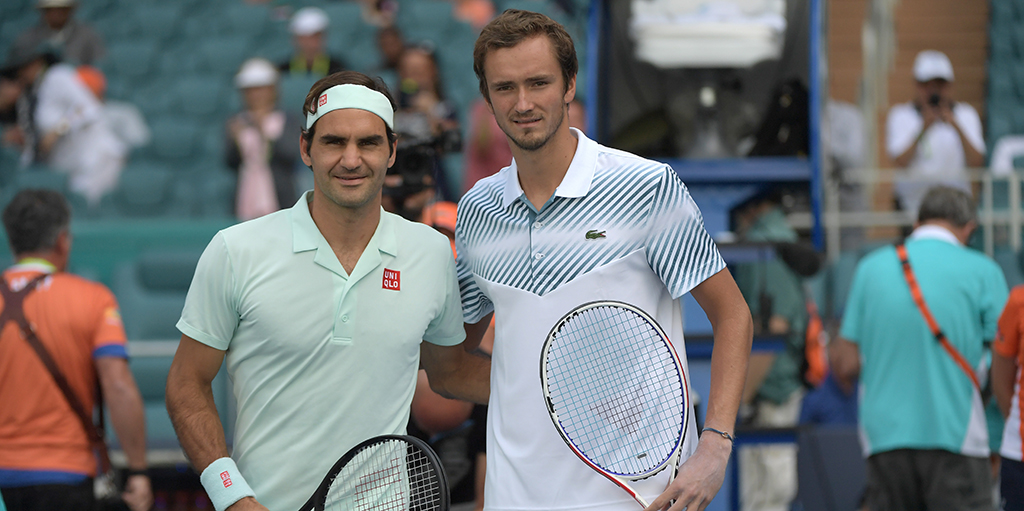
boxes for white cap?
[37,0,75,8]
[913,50,954,82]
[290,7,329,36]
[235,58,278,89]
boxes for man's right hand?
[228,497,270,510]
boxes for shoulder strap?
[0,273,112,472]
[895,244,981,390]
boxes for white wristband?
[200,457,256,511]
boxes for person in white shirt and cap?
[886,49,986,216]
[278,6,347,79]
[226,57,303,221]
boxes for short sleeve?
[996,287,1024,359]
[644,167,725,298]
[979,261,1010,343]
[91,284,128,359]
[176,232,239,351]
[838,256,872,344]
[954,104,986,154]
[455,217,494,325]
[886,105,921,159]
[424,253,468,346]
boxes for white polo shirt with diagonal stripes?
[456,128,726,511]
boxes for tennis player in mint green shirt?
[834,186,1007,511]
[166,72,490,511]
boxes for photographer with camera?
[886,50,985,215]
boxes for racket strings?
[545,305,686,477]
[324,440,444,511]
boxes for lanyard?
[895,244,981,390]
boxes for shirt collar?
[290,191,398,267]
[908,224,962,246]
[8,258,57,274]
[500,128,599,209]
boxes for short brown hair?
[3,189,69,256]
[301,71,398,153]
[473,9,578,102]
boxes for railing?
[789,168,1021,260]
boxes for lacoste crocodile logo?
[585,230,606,240]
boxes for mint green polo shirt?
[177,192,465,511]
[839,226,1007,458]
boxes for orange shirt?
[995,285,1024,461]
[0,262,127,479]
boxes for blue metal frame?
[585,0,824,246]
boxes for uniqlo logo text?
[318,94,328,107]
[383,269,400,291]
[220,471,233,488]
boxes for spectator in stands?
[994,287,1024,511]
[394,44,461,200]
[452,0,496,30]
[226,58,302,221]
[834,186,1007,511]
[731,189,807,511]
[372,26,406,91]
[887,50,985,216]
[462,97,511,193]
[12,0,104,67]
[278,7,345,79]
[3,44,125,206]
[76,66,150,152]
[360,0,399,27]
[0,189,151,511]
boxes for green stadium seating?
[174,74,230,120]
[103,40,159,84]
[147,117,201,164]
[197,35,254,76]
[322,1,372,50]
[129,4,184,44]
[111,163,180,218]
[397,1,456,45]
[220,3,272,38]
[279,74,319,115]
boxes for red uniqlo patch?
[383,269,400,291]
[220,471,233,488]
[318,93,328,107]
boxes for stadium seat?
[279,74,319,114]
[338,37,382,74]
[174,74,230,120]
[220,3,272,37]
[995,247,1024,288]
[197,35,254,76]
[147,117,201,164]
[111,163,179,217]
[397,1,456,45]
[129,4,184,44]
[112,249,201,340]
[321,2,371,49]
[103,40,159,84]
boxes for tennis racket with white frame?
[295,434,450,511]
[540,300,690,508]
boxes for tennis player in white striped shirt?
[456,9,753,511]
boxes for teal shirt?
[840,231,1008,457]
[735,207,807,404]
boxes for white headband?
[305,84,394,130]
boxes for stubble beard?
[507,107,565,152]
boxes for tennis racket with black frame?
[296,434,450,511]
[540,300,690,508]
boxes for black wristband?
[125,468,148,478]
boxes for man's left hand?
[122,474,153,511]
[644,435,732,511]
